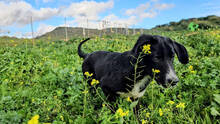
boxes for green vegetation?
[153,15,220,31]
[0,29,220,124]
[0,36,31,47]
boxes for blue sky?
[0,0,219,38]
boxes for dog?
[78,34,189,101]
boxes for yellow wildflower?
[117,108,123,113]
[28,115,39,124]
[159,108,163,116]
[164,108,170,112]
[152,68,160,73]
[54,96,57,99]
[189,65,193,70]
[123,110,129,116]
[191,70,195,74]
[166,100,175,105]
[188,65,195,73]
[91,79,100,86]
[142,119,148,124]
[19,81,24,85]
[84,72,93,77]
[116,108,129,118]
[127,97,132,102]
[60,115,64,121]
[142,44,151,54]
[145,112,150,118]
[176,102,185,109]
[82,90,88,94]
[151,80,156,84]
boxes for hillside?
[35,27,150,41]
[36,15,220,41]
[0,36,31,47]
[153,15,220,31]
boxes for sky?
[0,0,219,38]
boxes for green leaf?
[213,94,220,105]
[210,107,220,116]
[130,100,138,109]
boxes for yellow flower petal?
[159,108,163,116]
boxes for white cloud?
[42,0,53,3]
[13,31,22,37]
[125,3,150,16]
[22,32,32,38]
[103,14,138,27]
[102,1,174,28]
[154,3,174,10]
[0,0,21,2]
[125,1,174,19]
[57,0,114,29]
[61,0,113,25]
[0,1,59,26]
[61,0,173,29]
[0,28,10,34]
[20,24,56,38]
[35,23,56,36]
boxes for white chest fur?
[117,76,151,99]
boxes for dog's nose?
[167,78,179,86]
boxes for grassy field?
[0,29,220,124]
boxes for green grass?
[0,30,220,124]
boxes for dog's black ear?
[173,41,189,64]
[132,35,157,54]
[132,42,147,54]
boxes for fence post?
[30,16,34,46]
[83,19,86,38]
[65,17,68,41]
[115,22,118,34]
[133,25,136,35]
[141,28,144,34]
[87,19,89,37]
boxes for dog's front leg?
[101,85,117,102]
[133,99,141,123]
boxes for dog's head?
[132,34,189,87]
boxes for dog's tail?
[78,38,90,59]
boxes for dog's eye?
[155,56,162,59]
[171,54,175,58]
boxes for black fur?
[78,34,189,100]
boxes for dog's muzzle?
[167,78,179,86]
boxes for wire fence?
[0,17,152,41]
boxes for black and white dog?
[78,34,189,101]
